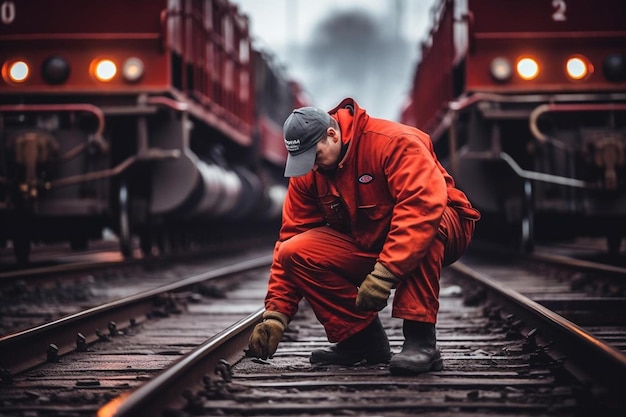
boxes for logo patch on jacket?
[358,174,374,184]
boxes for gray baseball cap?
[283,107,330,177]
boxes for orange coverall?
[265,98,480,342]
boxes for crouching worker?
[247,98,480,375]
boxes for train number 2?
[1,1,15,25]
[551,0,567,21]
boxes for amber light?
[3,60,30,83]
[91,58,117,82]
[516,57,539,80]
[122,57,144,82]
[566,55,593,80]
[490,57,512,82]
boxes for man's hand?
[247,311,288,359]
[356,262,400,311]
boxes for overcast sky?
[231,0,438,120]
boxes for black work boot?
[389,320,443,375]
[310,316,391,365]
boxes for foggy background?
[231,0,438,121]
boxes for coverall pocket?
[357,203,391,220]
[320,195,350,233]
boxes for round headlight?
[565,55,592,81]
[92,59,117,82]
[604,53,625,82]
[516,57,539,80]
[6,60,30,83]
[490,57,512,82]
[122,57,144,82]
[42,55,70,84]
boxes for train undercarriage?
[0,94,286,263]
[437,92,626,254]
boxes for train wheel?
[169,230,184,254]
[156,228,170,256]
[118,182,133,258]
[70,237,88,251]
[13,236,30,264]
[519,179,535,253]
[139,229,153,257]
[12,213,32,264]
[607,234,622,257]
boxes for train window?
[565,55,592,81]
[516,57,539,81]
[91,58,117,82]
[2,59,30,83]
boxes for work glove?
[356,262,400,311]
[247,311,288,359]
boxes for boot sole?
[389,357,444,375]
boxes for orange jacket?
[265,98,476,318]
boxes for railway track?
[97,253,626,416]
[1,247,625,416]
[0,252,273,416]
[0,234,277,336]
[0,240,125,273]
[462,250,626,356]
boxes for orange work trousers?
[275,205,474,343]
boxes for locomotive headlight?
[565,55,592,80]
[490,57,512,82]
[4,60,30,83]
[516,57,539,80]
[122,57,144,82]
[604,53,625,82]
[92,58,117,82]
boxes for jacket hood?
[328,97,369,145]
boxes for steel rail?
[99,309,263,417]
[0,252,129,283]
[530,251,626,277]
[0,255,272,376]
[451,261,626,395]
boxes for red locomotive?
[401,0,626,253]
[0,0,308,262]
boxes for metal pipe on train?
[152,147,282,221]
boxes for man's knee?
[276,237,297,266]
[440,207,475,266]
[276,232,315,268]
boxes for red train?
[401,0,626,253]
[0,0,308,262]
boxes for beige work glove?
[247,311,289,359]
[356,262,400,311]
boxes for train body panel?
[0,0,307,262]
[252,49,311,168]
[0,0,169,92]
[466,0,626,93]
[401,0,626,253]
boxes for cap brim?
[284,145,317,177]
